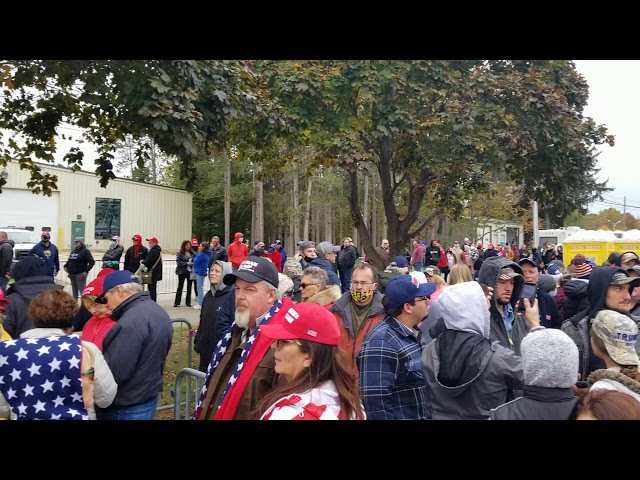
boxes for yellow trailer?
[563,230,617,266]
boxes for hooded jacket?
[29,239,60,277]
[477,255,527,354]
[562,278,589,320]
[194,260,234,373]
[65,242,95,274]
[0,238,14,276]
[124,234,148,273]
[3,256,63,338]
[227,232,248,269]
[490,328,579,420]
[421,282,523,419]
[561,266,640,380]
[307,257,341,287]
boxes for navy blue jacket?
[536,288,563,329]
[101,291,173,408]
[29,241,60,277]
[307,257,341,287]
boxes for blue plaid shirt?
[356,315,429,420]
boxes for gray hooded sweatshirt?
[421,281,523,419]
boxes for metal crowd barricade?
[57,258,208,295]
[155,319,197,417]
[174,368,206,420]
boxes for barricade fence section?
[155,319,200,419]
[174,368,206,420]
[57,259,210,296]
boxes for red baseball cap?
[146,237,159,243]
[191,238,199,247]
[81,268,115,298]
[259,302,341,346]
[0,287,9,310]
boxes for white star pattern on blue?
[0,334,88,420]
[194,301,282,418]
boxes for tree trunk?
[150,137,157,184]
[291,164,299,253]
[224,151,231,246]
[255,164,264,243]
[303,176,312,241]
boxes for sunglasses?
[300,282,319,289]
[275,339,303,349]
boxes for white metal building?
[0,161,192,253]
[476,219,524,247]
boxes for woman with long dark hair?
[252,302,365,420]
[174,240,194,307]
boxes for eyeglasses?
[413,296,430,305]
[275,339,303,349]
[300,282,320,289]
[81,368,95,381]
[351,281,373,287]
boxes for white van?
[0,227,41,270]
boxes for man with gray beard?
[194,256,295,420]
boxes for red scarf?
[132,234,142,257]
[213,298,293,420]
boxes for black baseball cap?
[223,256,279,288]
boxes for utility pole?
[624,196,627,229]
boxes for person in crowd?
[554,272,574,318]
[272,240,287,271]
[628,265,640,316]
[601,251,620,267]
[421,281,525,419]
[282,258,303,303]
[123,234,147,274]
[538,273,558,296]
[490,327,580,420]
[253,301,365,420]
[562,254,594,320]
[95,269,173,420]
[101,235,123,270]
[28,231,60,281]
[427,240,442,267]
[587,309,640,402]
[0,231,14,290]
[518,257,562,329]
[276,273,294,300]
[424,266,447,302]
[207,236,229,268]
[264,243,283,273]
[308,241,341,288]
[189,239,199,303]
[444,247,456,282]
[140,236,163,302]
[298,241,317,270]
[194,260,234,373]
[614,251,640,271]
[63,237,95,300]
[3,255,63,339]
[227,232,248,270]
[484,243,499,259]
[451,241,464,265]
[504,244,514,262]
[542,242,557,270]
[79,268,116,352]
[518,244,530,261]
[569,389,640,420]
[193,241,211,310]
[556,244,563,263]
[299,265,341,310]
[531,246,544,272]
[193,256,295,420]
[337,237,357,293]
[249,241,266,258]
[477,255,528,355]
[448,262,473,285]
[357,275,435,420]
[0,289,117,420]
[409,238,425,273]
[374,239,390,267]
[562,267,640,384]
[0,287,11,341]
[377,256,410,294]
[330,263,385,373]
[174,240,194,307]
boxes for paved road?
[156,292,202,329]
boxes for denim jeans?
[96,396,159,420]
[68,272,88,299]
[413,262,424,273]
[196,274,206,306]
[339,267,352,294]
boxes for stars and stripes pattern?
[193,300,282,419]
[0,334,89,420]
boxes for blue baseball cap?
[95,270,141,303]
[384,274,436,309]
[391,256,408,268]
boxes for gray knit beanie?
[521,328,579,388]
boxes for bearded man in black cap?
[194,256,296,420]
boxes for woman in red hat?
[252,302,365,420]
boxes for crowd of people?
[1,227,640,421]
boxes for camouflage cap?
[592,309,640,366]
[620,252,640,266]
[610,272,640,288]
[425,266,441,276]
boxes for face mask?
[303,255,315,263]
[109,241,116,249]
[239,237,244,243]
[351,290,373,303]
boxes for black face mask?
[303,255,315,263]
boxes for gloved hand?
[141,265,149,273]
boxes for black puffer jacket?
[562,279,589,320]
[4,277,63,338]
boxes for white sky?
[51,61,639,217]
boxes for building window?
[95,198,121,240]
